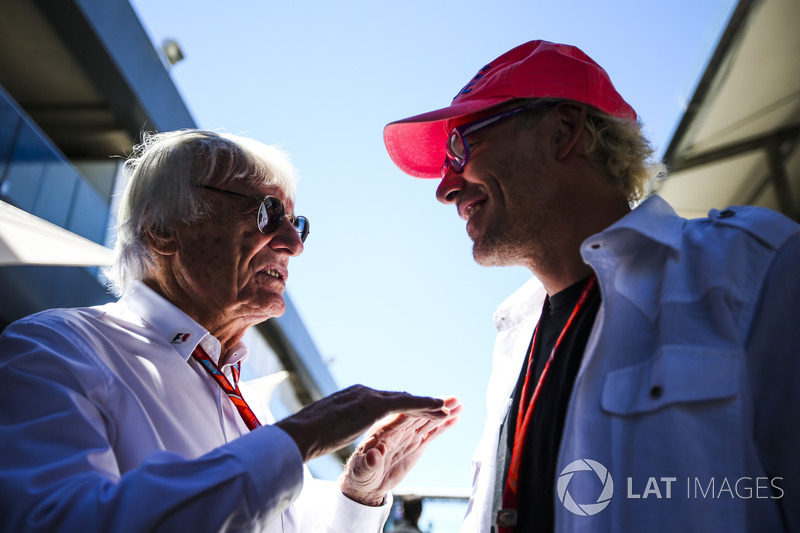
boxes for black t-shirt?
[504,276,601,532]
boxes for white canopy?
[659,0,800,220]
[0,200,114,267]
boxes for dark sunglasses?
[196,184,309,243]
[441,103,552,178]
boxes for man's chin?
[248,294,286,322]
[266,299,286,318]
[473,245,501,267]
[472,239,520,268]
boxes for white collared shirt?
[0,281,389,532]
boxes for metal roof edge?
[34,0,197,138]
[663,0,761,170]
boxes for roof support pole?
[765,139,798,221]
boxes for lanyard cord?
[498,274,598,530]
[191,344,262,431]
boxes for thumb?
[348,442,384,484]
[364,444,386,470]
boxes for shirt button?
[718,209,735,218]
[590,243,602,249]
[649,385,664,400]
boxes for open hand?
[339,396,463,506]
[275,385,452,463]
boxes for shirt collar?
[494,195,686,327]
[595,194,685,252]
[493,277,547,332]
[120,281,218,363]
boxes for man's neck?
[532,198,630,295]
[536,261,594,296]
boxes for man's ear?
[551,102,588,161]
[145,226,177,256]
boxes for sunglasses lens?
[446,130,467,172]
[258,196,309,243]
[257,197,284,234]
[441,160,450,179]
[294,216,309,243]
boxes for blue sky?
[129,0,738,501]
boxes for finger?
[438,396,464,415]
[411,414,461,446]
[417,416,460,448]
[438,395,460,405]
[363,413,414,440]
[380,391,448,418]
[436,415,461,432]
[380,415,437,445]
[359,414,422,452]
[407,416,442,436]
[354,393,459,452]
[382,416,452,456]
[358,433,381,453]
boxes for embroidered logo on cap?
[455,64,491,98]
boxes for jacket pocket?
[601,346,741,415]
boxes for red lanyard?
[191,344,262,431]
[498,275,597,531]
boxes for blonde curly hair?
[518,99,665,204]
[583,107,665,204]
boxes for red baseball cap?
[383,40,637,179]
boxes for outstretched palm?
[340,397,462,506]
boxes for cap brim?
[384,96,513,179]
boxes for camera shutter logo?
[557,459,614,516]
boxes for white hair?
[105,129,299,296]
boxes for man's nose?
[268,220,304,257]
[436,171,465,205]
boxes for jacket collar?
[596,194,685,253]
[494,195,686,328]
[584,195,686,322]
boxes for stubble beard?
[471,218,532,268]
[470,203,552,273]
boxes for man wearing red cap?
[384,41,799,532]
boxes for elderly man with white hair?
[0,129,461,532]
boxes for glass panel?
[0,90,112,245]
[0,124,51,211]
[0,91,21,187]
[74,160,118,204]
[67,179,108,244]
[33,162,79,227]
